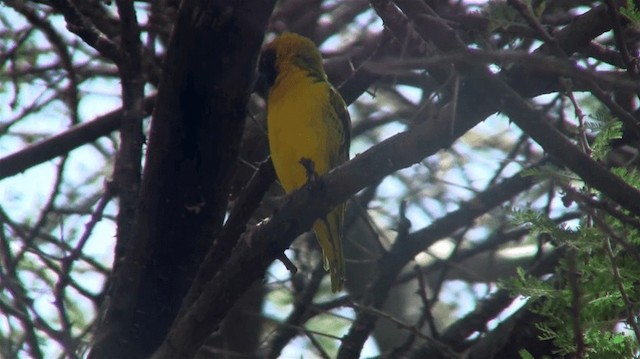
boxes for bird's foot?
[299,157,318,182]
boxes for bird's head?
[256,32,325,95]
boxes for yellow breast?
[267,68,336,193]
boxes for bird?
[259,32,351,292]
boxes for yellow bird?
[259,33,351,292]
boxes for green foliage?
[506,204,640,358]
[518,349,535,359]
[510,208,577,245]
[484,1,523,33]
[620,0,640,25]
[520,166,580,184]
[266,286,295,311]
[588,109,623,161]
[483,0,547,33]
[305,312,350,356]
[612,167,640,190]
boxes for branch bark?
[88,0,275,357]
[0,95,156,180]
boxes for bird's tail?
[313,203,345,292]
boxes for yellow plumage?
[260,33,351,292]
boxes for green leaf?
[620,0,640,25]
[519,349,535,359]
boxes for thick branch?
[152,79,538,358]
[411,249,564,358]
[337,165,539,358]
[112,0,145,271]
[414,6,640,215]
[89,0,275,357]
[45,0,120,61]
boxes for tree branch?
[45,0,120,61]
[89,0,276,357]
[0,95,156,180]
[153,81,540,358]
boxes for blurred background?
[1,0,639,358]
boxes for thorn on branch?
[396,200,412,241]
[277,252,298,275]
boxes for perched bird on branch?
[259,32,351,292]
